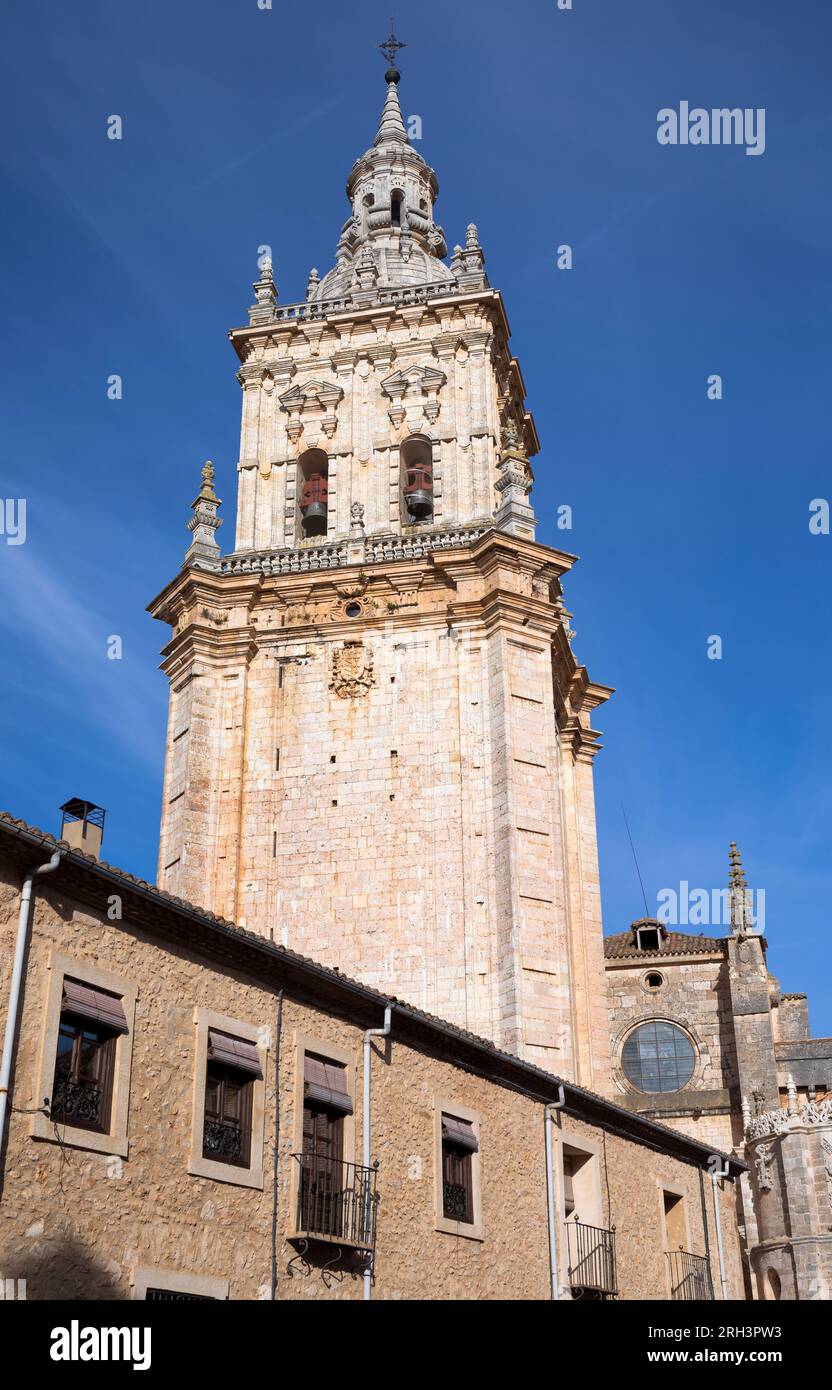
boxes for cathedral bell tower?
[149,53,614,1091]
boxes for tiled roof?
[604,929,727,960]
[0,809,746,1176]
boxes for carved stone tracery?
[746,1096,832,1139]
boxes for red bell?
[404,464,433,520]
[300,472,328,536]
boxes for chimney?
[59,798,106,861]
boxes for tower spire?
[375,21,408,146]
[374,61,408,146]
[729,841,753,935]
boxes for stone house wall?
[0,862,743,1301]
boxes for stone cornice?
[149,532,611,756]
[227,288,509,361]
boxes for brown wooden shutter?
[441,1114,478,1152]
[304,1054,353,1113]
[207,1030,262,1077]
[62,979,128,1034]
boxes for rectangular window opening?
[202,1030,261,1169]
[50,980,127,1135]
[441,1113,478,1225]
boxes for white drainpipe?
[363,1004,392,1302]
[711,1162,731,1299]
[545,1086,567,1299]
[0,850,63,1158]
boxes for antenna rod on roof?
[622,804,650,920]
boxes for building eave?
[0,810,746,1178]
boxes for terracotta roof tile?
[604,929,726,960]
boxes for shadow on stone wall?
[285,1237,368,1292]
[2,1233,127,1299]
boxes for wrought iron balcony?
[292,1152,379,1250]
[50,1077,103,1130]
[564,1220,618,1299]
[667,1249,713,1301]
[203,1116,245,1164]
[442,1179,470,1222]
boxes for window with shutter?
[202,1060,254,1167]
[440,1113,478,1224]
[299,1054,350,1237]
[50,984,124,1134]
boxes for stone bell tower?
[149,53,613,1090]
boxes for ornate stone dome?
[315,239,454,301]
[305,66,487,306]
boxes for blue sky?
[1,1,830,1031]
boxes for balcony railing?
[667,1249,713,1301]
[442,1180,470,1222]
[220,524,489,578]
[292,1152,379,1250]
[564,1220,618,1298]
[267,281,460,324]
[203,1116,245,1164]
[50,1077,103,1129]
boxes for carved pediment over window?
[278,379,344,444]
[381,365,446,400]
[381,365,446,428]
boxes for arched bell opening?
[401,435,434,525]
[361,192,375,237]
[297,448,330,539]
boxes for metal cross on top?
[378,19,406,67]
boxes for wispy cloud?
[0,547,164,770]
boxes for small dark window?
[202,1030,261,1168]
[646,972,663,990]
[345,602,362,618]
[636,928,660,952]
[51,1016,117,1133]
[562,1153,578,1218]
[441,1114,478,1224]
[203,1062,253,1167]
[298,1054,352,1239]
[391,192,402,226]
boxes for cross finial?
[378,19,406,68]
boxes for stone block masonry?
[150,528,613,1094]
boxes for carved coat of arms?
[330,642,374,699]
